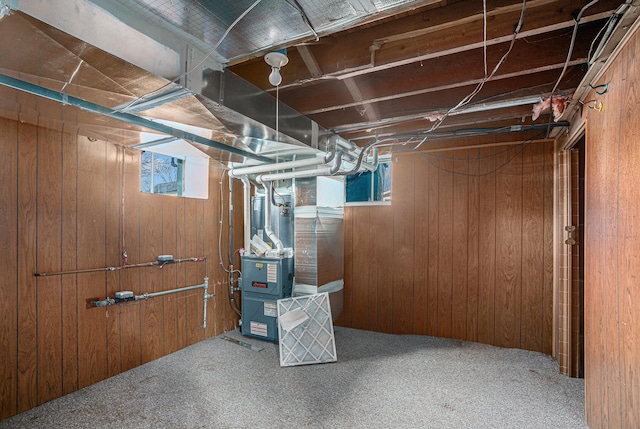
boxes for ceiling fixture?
[264,50,289,86]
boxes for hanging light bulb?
[268,67,282,86]
[264,50,289,87]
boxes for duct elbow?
[330,151,345,175]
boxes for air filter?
[277,293,337,367]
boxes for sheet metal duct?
[198,69,341,157]
[0,11,345,163]
[85,0,431,64]
[293,177,345,320]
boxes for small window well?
[137,137,209,199]
[141,152,183,195]
[345,158,391,205]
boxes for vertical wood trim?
[413,155,429,335]
[466,143,480,342]
[61,128,78,395]
[392,154,415,334]
[542,140,554,355]
[617,30,640,428]
[176,197,188,349]
[120,147,141,372]
[436,149,454,338]
[36,127,64,405]
[163,197,179,354]
[521,142,544,352]
[494,142,523,348]
[185,199,200,345]
[352,207,371,330]
[194,199,206,340]
[585,119,605,429]
[76,136,107,389]
[139,193,165,363]
[427,151,439,336]
[370,205,393,332]
[477,145,496,345]
[0,118,18,419]
[601,57,623,429]
[17,122,38,412]
[452,147,469,340]
[338,206,353,327]
[105,143,122,378]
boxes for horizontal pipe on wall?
[35,257,207,277]
[91,278,213,328]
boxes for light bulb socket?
[265,51,289,87]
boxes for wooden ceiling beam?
[315,66,582,132]
[279,21,601,114]
[342,77,378,122]
[335,9,612,80]
[241,0,619,90]
[303,59,585,116]
[295,45,323,78]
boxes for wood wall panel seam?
[0,118,18,419]
[17,122,38,412]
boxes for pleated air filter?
[277,293,337,367]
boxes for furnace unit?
[241,256,294,342]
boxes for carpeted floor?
[0,327,587,429]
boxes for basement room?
[0,0,638,428]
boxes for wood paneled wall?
[0,119,240,420]
[339,138,554,354]
[583,27,640,429]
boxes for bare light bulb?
[264,51,288,87]
[268,67,282,86]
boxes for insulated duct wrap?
[294,209,344,287]
[293,176,345,290]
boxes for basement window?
[345,159,391,204]
[138,137,209,199]
[141,152,183,195]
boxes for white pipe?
[240,176,252,253]
[258,166,333,182]
[203,277,212,329]
[261,181,284,252]
[229,155,329,177]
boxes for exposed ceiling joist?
[304,59,586,116]
[296,45,323,78]
[234,0,620,90]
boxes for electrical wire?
[414,0,527,149]
[218,169,231,274]
[416,131,547,162]
[113,0,263,113]
[588,1,630,64]
[588,13,616,63]
[544,0,600,139]
[415,136,539,177]
[285,0,319,42]
[271,186,287,207]
[550,0,600,96]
